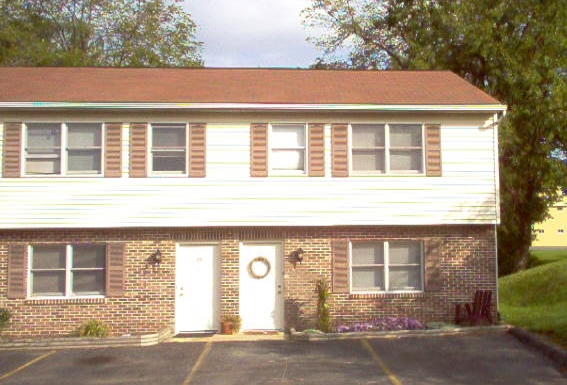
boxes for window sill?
[25,297,107,305]
[349,291,424,299]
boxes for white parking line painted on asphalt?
[362,339,403,385]
[182,341,212,385]
[0,350,57,381]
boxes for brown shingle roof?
[0,67,502,105]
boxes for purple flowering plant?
[336,317,425,333]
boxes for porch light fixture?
[291,248,304,267]
[146,249,162,268]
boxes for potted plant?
[220,314,241,335]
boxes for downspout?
[493,109,507,316]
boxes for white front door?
[239,243,284,331]
[176,244,219,333]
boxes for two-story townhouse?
[0,68,506,338]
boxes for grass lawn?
[530,249,567,265]
[499,249,567,348]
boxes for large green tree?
[0,0,202,66]
[303,0,567,275]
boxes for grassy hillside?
[499,255,567,347]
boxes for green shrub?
[316,278,332,333]
[79,320,109,338]
[0,308,11,329]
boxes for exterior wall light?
[291,248,304,267]
[146,249,162,269]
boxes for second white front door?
[239,243,284,331]
[176,244,219,333]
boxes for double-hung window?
[270,123,306,174]
[351,123,423,174]
[30,244,106,297]
[351,241,423,292]
[150,123,187,174]
[25,123,102,175]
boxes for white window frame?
[29,244,106,299]
[149,123,189,176]
[349,123,425,175]
[23,122,104,177]
[269,123,307,175]
[349,240,424,293]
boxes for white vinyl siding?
[30,244,106,298]
[0,117,500,228]
[24,123,102,176]
[351,123,423,174]
[270,123,306,174]
[351,241,423,293]
[150,123,187,175]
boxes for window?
[351,123,423,174]
[151,123,187,174]
[351,241,423,292]
[25,123,102,175]
[270,123,306,173]
[30,244,106,297]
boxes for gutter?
[0,102,508,112]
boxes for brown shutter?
[3,122,23,178]
[7,244,27,299]
[331,124,349,177]
[104,123,122,178]
[308,123,325,177]
[332,240,349,293]
[424,239,442,292]
[425,124,442,177]
[106,243,125,298]
[189,123,206,178]
[129,123,147,178]
[250,123,268,177]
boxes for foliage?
[315,278,332,333]
[220,314,241,332]
[336,317,424,332]
[79,319,110,337]
[303,0,567,274]
[0,0,203,66]
[0,308,11,330]
[499,258,567,347]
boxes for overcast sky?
[184,0,322,68]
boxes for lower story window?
[30,244,106,297]
[351,240,423,292]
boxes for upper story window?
[270,123,306,174]
[150,123,187,175]
[30,244,106,298]
[350,240,423,293]
[25,123,102,176]
[351,123,424,174]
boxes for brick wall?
[0,225,496,338]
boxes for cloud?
[184,0,321,67]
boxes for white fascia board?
[0,102,507,112]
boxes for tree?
[0,0,202,66]
[303,0,567,275]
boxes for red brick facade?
[0,225,497,338]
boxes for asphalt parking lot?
[0,332,565,385]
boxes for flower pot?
[221,321,234,335]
